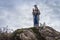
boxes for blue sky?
[0,0,60,31]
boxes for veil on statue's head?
[34,4,37,8]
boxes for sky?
[0,0,60,32]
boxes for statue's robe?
[32,7,40,27]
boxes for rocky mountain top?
[11,26,60,40]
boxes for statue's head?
[34,5,37,8]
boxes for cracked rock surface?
[11,26,60,40]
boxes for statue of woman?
[32,5,40,27]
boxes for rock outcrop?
[11,26,60,40]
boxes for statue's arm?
[38,9,40,15]
[32,9,35,15]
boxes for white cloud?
[0,0,60,32]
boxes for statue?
[32,5,40,27]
